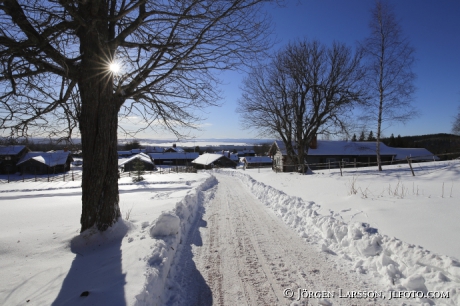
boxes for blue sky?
[134,0,460,140]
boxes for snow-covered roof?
[148,152,199,160]
[273,140,292,156]
[192,153,227,166]
[145,146,165,153]
[0,145,27,156]
[391,148,440,161]
[273,140,437,159]
[118,150,132,156]
[214,151,239,161]
[47,150,67,153]
[242,156,273,164]
[17,152,72,167]
[118,149,147,156]
[237,149,255,155]
[308,141,397,156]
[165,146,185,153]
[118,153,154,167]
[131,149,146,154]
[173,147,185,153]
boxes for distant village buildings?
[0,138,441,177]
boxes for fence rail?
[118,165,196,179]
[0,170,83,184]
[0,165,197,184]
[274,152,460,176]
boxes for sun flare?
[109,62,121,74]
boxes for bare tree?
[360,1,417,171]
[453,106,460,135]
[237,39,366,171]
[0,0,275,232]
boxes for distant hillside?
[381,133,460,159]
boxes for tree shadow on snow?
[165,205,213,306]
[52,220,128,306]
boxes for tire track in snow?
[168,174,390,305]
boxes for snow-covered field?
[0,172,215,306]
[1,160,459,305]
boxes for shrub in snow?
[132,176,144,183]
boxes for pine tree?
[352,134,357,141]
[396,134,403,147]
[359,131,366,141]
[388,133,396,146]
[132,158,145,183]
[367,131,376,141]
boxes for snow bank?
[215,169,460,305]
[150,213,180,238]
[72,218,133,250]
[134,175,218,306]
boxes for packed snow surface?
[0,160,459,305]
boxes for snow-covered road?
[164,174,387,306]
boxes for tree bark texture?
[78,1,121,232]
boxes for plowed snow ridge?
[163,174,390,305]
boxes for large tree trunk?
[79,80,121,232]
[78,1,121,232]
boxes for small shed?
[241,156,273,169]
[0,145,30,174]
[148,152,199,166]
[17,152,73,174]
[192,153,237,170]
[118,153,155,172]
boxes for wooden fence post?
[406,157,415,176]
[339,161,343,176]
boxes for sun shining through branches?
[0,0,277,233]
[109,62,121,74]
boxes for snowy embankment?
[214,166,460,306]
[134,175,217,306]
